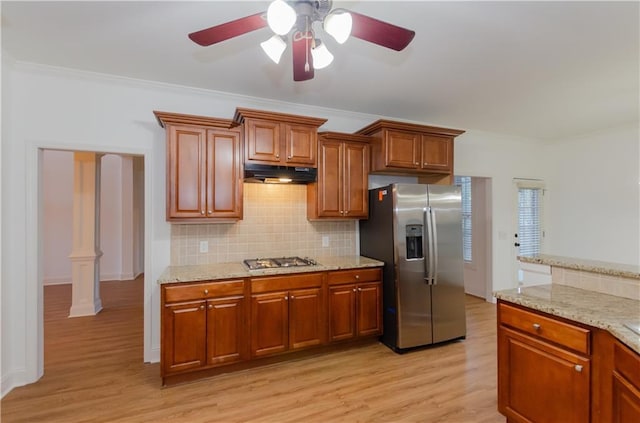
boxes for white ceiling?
[2,1,638,140]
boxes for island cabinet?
[307,132,371,220]
[161,279,246,380]
[611,338,640,422]
[250,273,325,358]
[355,119,464,184]
[327,268,382,342]
[233,108,327,167]
[497,301,592,423]
[154,111,243,222]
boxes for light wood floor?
[2,277,504,423]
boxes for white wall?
[454,131,547,292]
[543,123,640,265]
[42,151,142,284]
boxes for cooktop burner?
[243,256,317,270]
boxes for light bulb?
[267,0,297,36]
[311,40,334,69]
[261,35,287,64]
[324,10,352,44]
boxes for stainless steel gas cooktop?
[243,256,317,270]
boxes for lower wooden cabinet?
[161,280,246,379]
[250,277,324,358]
[498,300,640,423]
[612,340,640,422]
[161,267,383,385]
[328,268,382,342]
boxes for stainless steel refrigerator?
[359,183,466,352]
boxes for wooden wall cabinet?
[233,108,327,167]
[307,132,371,220]
[154,111,243,222]
[250,273,325,358]
[327,268,382,342]
[498,301,591,423]
[356,119,464,183]
[161,280,246,379]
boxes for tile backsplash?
[170,183,357,265]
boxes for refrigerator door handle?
[424,207,434,284]
[430,207,439,285]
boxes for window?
[454,176,472,262]
[516,183,544,257]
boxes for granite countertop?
[519,254,640,279]
[494,284,640,354]
[158,255,384,284]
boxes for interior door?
[513,180,545,283]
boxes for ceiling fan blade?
[349,11,415,51]
[188,12,267,46]
[292,30,314,81]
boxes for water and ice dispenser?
[405,224,424,260]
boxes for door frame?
[24,140,155,386]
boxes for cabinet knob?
[204,289,209,295]
[290,295,295,300]
[287,156,291,159]
[208,210,212,214]
[200,210,205,215]
[574,365,583,373]
[276,154,280,159]
[340,211,344,214]
[355,275,360,279]
[199,305,205,310]
[415,162,419,165]
[208,304,213,309]
[353,288,357,292]
[423,162,429,166]
[357,287,362,292]
[532,323,541,331]
[284,296,289,300]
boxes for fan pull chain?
[304,16,310,72]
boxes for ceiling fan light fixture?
[267,0,297,35]
[311,40,334,70]
[261,35,287,64]
[324,10,352,44]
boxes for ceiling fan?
[188,0,415,81]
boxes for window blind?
[454,176,472,262]
[518,187,542,256]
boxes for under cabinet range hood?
[244,163,317,184]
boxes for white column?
[68,152,103,317]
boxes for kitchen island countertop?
[158,255,384,284]
[519,254,640,279]
[494,283,640,354]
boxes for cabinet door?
[167,125,207,219]
[207,129,242,219]
[251,291,289,357]
[289,287,323,350]
[162,301,207,375]
[284,123,316,166]
[343,142,369,218]
[420,134,452,172]
[356,282,382,337]
[498,327,590,423]
[317,140,343,217]
[206,296,245,366]
[612,373,640,422]
[328,284,357,342]
[384,130,419,169]
[245,118,281,163]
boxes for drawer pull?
[199,305,205,310]
[574,365,583,373]
[204,289,209,295]
[353,288,356,292]
[208,304,213,309]
[532,323,541,331]
[355,275,360,279]
[285,296,289,300]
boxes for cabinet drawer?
[499,302,590,355]
[327,268,382,285]
[251,272,323,293]
[614,341,640,389]
[164,280,245,303]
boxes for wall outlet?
[199,241,209,253]
[322,236,329,247]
